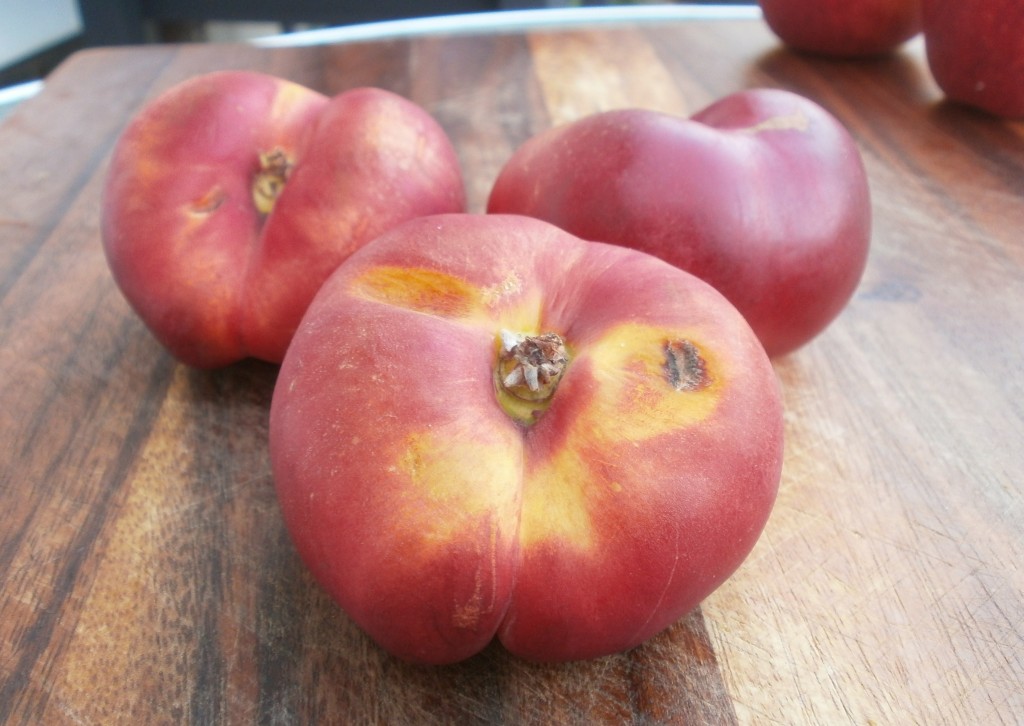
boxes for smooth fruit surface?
[269,214,784,664]
[759,0,921,57]
[923,0,1024,119]
[102,71,466,367]
[487,89,872,358]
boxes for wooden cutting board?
[1,16,1022,725]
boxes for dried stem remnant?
[497,330,569,403]
[252,148,294,215]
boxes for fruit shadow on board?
[747,44,940,110]
[255,605,734,723]
[925,97,1024,142]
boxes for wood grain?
[1,18,1022,725]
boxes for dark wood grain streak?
[1,16,1022,725]
[0,342,175,722]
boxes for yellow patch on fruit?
[391,427,521,546]
[352,266,481,318]
[481,271,524,306]
[515,322,725,551]
[583,321,723,442]
[739,111,810,135]
[268,80,317,125]
[519,445,598,550]
[350,265,543,333]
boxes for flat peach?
[270,214,784,664]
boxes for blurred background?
[0,0,752,88]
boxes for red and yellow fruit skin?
[486,88,871,359]
[101,71,466,368]
[269,213,783,664]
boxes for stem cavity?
[495,330,569,424]
[252,148,294,216]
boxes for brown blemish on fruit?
[252,147,294,215]
[663,339,711,391]
[188,186,226,216]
